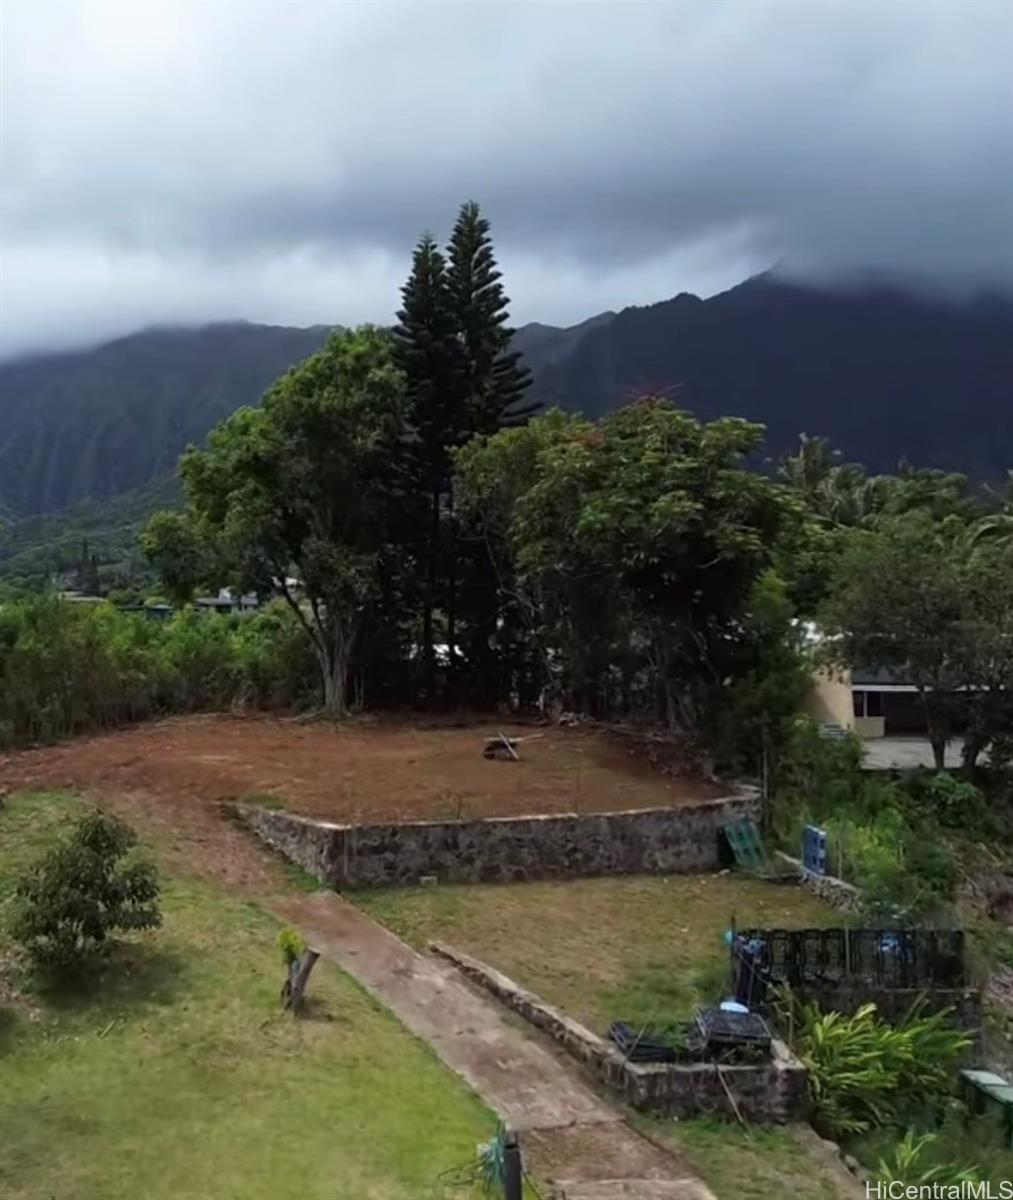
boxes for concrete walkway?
[863,736,965,770]
[275,890,715,1200]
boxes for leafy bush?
[12,811,161,972]
[0,595,318,748]
[904,770,987,830]
[771,718,958,919]
[795,999,971,1137]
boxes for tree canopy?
[151,326,406,715]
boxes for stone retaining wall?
[240,788,760,889]
[773,852,862,912]
[430,941,809,1124]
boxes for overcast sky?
[1,0,1011,359]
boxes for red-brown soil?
[0,714,723,890]
[0,713,723,824]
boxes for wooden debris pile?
[482,731,543,761]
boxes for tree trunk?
[962,734,985,772]
[919,686,949,770]
[446,478,458,698]
[423,486,439,694]
[317,639,349,717]
[281,949,320,1014]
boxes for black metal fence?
[735,927,967,990]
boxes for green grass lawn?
[0,792,503,1200]
[639,1117,856,1200]
[357,872,840,1033]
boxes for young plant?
[876,1130,980,1187]
[277,927,307,967]
[12,810,161,973]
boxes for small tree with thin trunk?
[159,327,407,717]
[13,811,161,973]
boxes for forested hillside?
[532,275,1013,477]
[0,322,331,517]
[2,274,1012,588]
[0,473,182,584]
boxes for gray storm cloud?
[1,0,1011,358]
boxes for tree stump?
[281,948,320,1014]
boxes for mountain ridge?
[0,322,335,518]
[1,277,1011,569]
[530,275,1013,476]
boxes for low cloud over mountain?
[2,0,1011,358]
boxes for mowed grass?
[357,872,840,1033]
[0,792,498,1200]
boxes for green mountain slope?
[512,311,616,376]
[0,321,332,517]
[0,472,183,583]
[531,275,1013,477]
[2,278,1011,584]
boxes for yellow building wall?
[854,715,885,739]
[805,666,855,731]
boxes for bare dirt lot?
[0,712,723,824]
[0,714,723,894]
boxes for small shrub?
[906,770,986,830]
[11,811,161,972]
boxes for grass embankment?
[0,792,499,1200]
[639,1116,855,1200]
[360,873,856,1199]
[358,871,838,1033]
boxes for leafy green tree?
[710,569,812,775]
[970,469,1013,548]
[458,399,792,730]
[884,462,980,523]
[140,510,217,606]
[821,513,968,767]
[952,540,1013,768]
[170,327,406,716]
[444,202,536,680]
[778,435,891,529]
[457,408,604,710]
[13,810,161,972]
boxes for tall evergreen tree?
[442,203,538,693]
[395,205,539,699]
[445,201,535,432]
[394,233,459,475]
[393,234,458,688]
